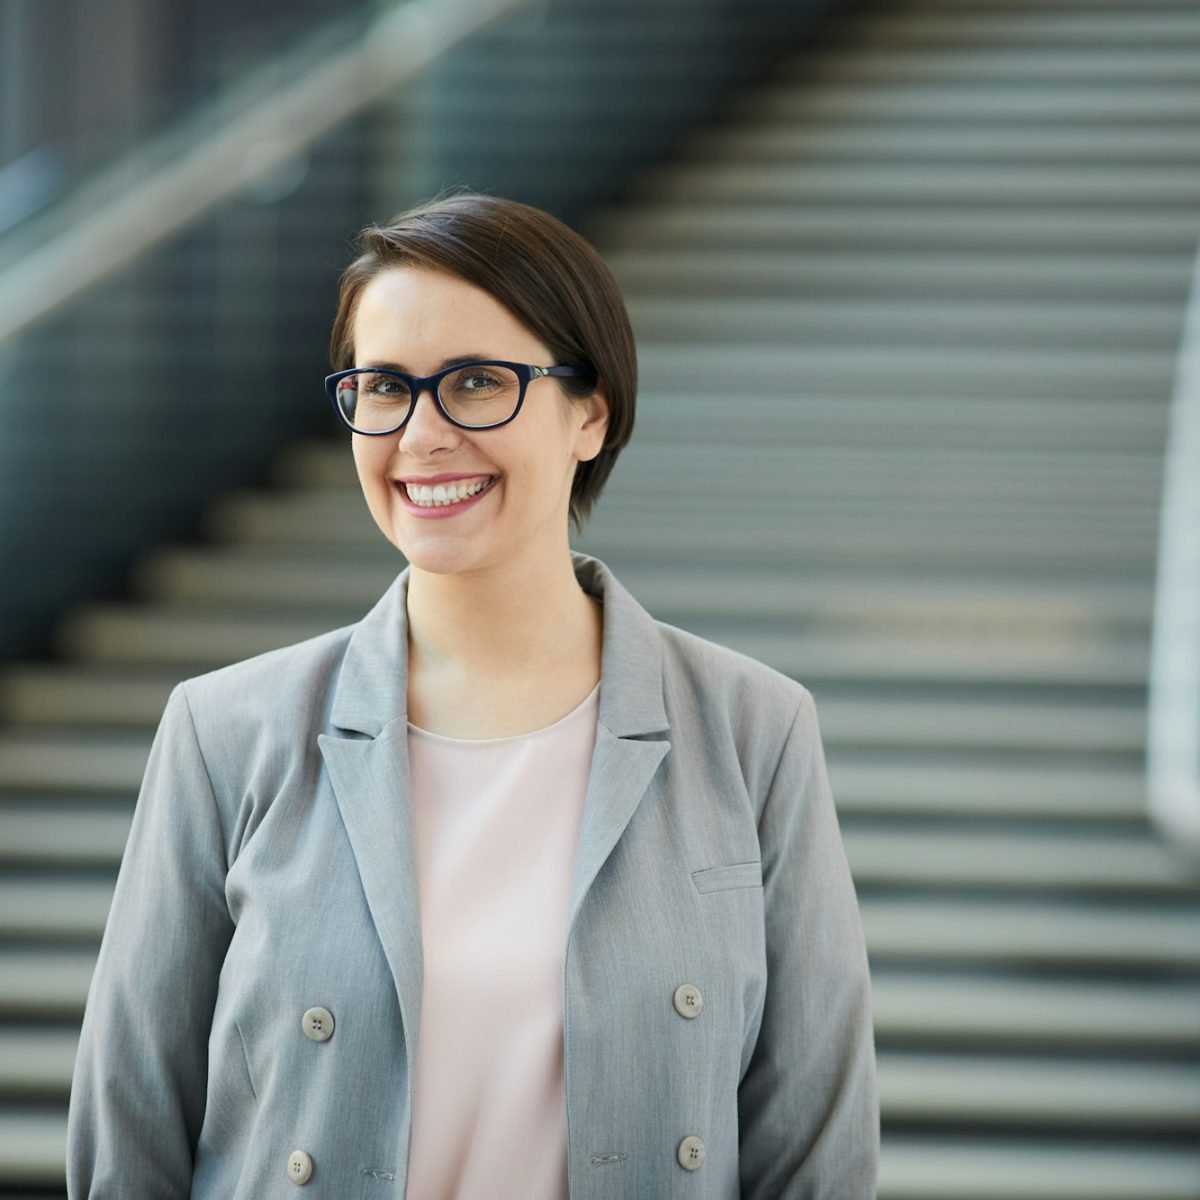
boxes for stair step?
[861,898,1200,970]
[585,203,1200,254]
[0,950,97,1018]
[137,548,397,606]
[846,828,1194,893]
[608,248,1192,301]
[52,607,348,669]
[0,809,132,866]
[814,697,1148,754]
[879,1052,1200,1129]
[283,443,1167,506]
[633,345,1168,400]
[579,502,1161,573]
[737,85,1200,125]
[872,972,1200,1048]
[0,1029,77,1097]
[0,1111,66,1185]
[878,1137,1200,1200]
[696,121,1200,165]
[0,880,114,942]
[0,669,180,726]
[642,161,1200,206]
[625,296,1183,350]
[803,46,1200,86]
[0,733,152,792]
[843,9,1200,46]
[830,760,1147,822]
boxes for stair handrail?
[0,0,532,345]
[1147,233,1200,860]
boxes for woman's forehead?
[353,267,544,358]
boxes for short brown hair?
[330,188,637,534]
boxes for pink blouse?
[403,680,601,1200]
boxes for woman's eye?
[363,374,409,398]
[461,372,500,391]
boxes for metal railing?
[0,0,532,344]
[1147,234,1200,862]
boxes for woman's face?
[349,265,608,577]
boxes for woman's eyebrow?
[361,353,496,372]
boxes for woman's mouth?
[395,475,497,518]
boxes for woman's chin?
[390,531,491,577]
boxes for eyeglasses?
[325,360,592,435]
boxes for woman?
[67,191,879,1198]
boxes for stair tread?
[878,1052,1200,1125]
[878,1136,1200,1200]
[0,949,97,1016]
[588,204,1200,253]
[871,972,1200,1045]
[861,897,1200,968]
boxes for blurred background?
[2,0,1200,1196]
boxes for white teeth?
[405,477,492,507]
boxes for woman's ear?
[574,382,610,463]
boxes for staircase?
[4,0,1200,1196]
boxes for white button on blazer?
[66,550,879,1198]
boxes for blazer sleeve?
[67,681,234,1198]
[737,689,880,1199]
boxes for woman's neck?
[404,553,603,684]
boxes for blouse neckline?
[406,679,600,746]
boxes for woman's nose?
[398,383,460,452]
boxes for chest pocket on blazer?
[690,860,763,895]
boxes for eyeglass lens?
[335,365,522,431]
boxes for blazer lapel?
[565,553,672,936]
[316,568,424,1056]
[316,551,672,1069]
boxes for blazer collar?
[328,550,669,740]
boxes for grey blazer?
[67,551,879,1199]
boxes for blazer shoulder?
[174,621,357,740]
[650,618,820,812]
[655,617,811,714]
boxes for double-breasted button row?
[286,1012,331,1180]
[673,983,703,1019]
[290,1008,333,1183]
[288,1150,314,1185]
[301,1006,335,1042]
[672,986,705,1170]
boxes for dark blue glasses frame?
[325,360,591,434]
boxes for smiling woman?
[65,190,879,1200]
